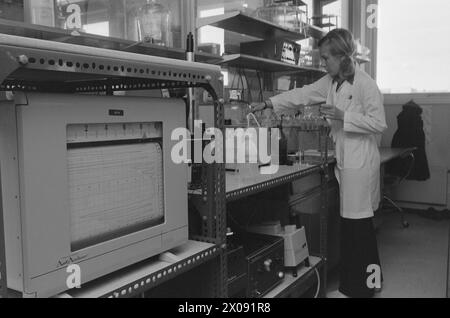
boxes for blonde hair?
[318,29,356,79]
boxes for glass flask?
[136,0,172,46]
[224,101,250,126]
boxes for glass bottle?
[136,0,172,46]
[30,0,55,27]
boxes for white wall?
[382,94,450,210]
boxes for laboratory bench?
[222,160,336,298]
[226,164,323,202]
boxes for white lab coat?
[270,69,387,219]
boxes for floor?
[327,210,450,298]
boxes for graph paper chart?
[66,123,164,251]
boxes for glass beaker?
[136,0,172,46]
[225,101,249,126]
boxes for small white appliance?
[247,222,310,277]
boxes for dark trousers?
[339,217,382,298]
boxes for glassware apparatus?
[136,0,172,46]
[254,0,307,33]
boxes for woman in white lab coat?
[251,29,387,298]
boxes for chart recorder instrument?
[0,92,189,297]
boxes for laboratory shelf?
[217,54,326,74]
[264,256,323,298]
[0,19,222,64]
[0,33,223,98]
[58,241,220,298]
[197,11,327,42]
[226,164,323,202]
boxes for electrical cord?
[229,68,237,90]
[239,68,245,93]
[256,71,264,102]
[242,69,253,104]
[238,68,247,103]
[313,267,321,298]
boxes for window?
[83,21,110,37]
[322,0,341,31]
[197,6,228,85]
[377,0,450,93]
[198,7,225,55]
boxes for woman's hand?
[250,102,267,113]
[320,104,344,121]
